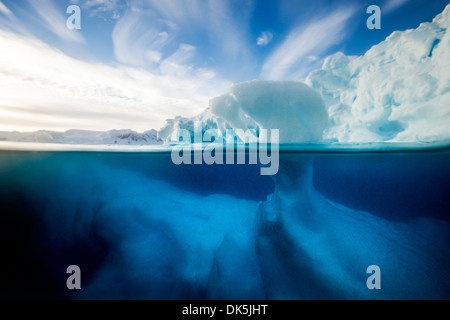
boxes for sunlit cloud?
[0,29,229,132]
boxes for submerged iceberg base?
[0,152,449,299]
[258,155,450,299]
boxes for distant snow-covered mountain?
[0,129,162,145]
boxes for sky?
[0,0,448,132]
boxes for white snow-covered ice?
[306,4,450,143]
[210,80,328,143]
[0,129,162,146]
[159,4,450,146]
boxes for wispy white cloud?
[0,1,30,35]
[160,44,197,77]
[0,29,229,132]
[110,0,253,81]
[203,0,251,59]
[260,7,356,80]
[134,0,251,63]
[0,0,234,133]
[71,0,122,20]
[257,31,273,46]
[0,1,12,16]
[145,0,204,26]
[112,5,174,67]
[28,0,84,43]
[383,0,411,14]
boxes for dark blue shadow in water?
[313,151,450,222]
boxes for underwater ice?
[2,153,449,299]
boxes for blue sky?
[0,0,448,132]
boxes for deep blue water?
[0,150,449,299]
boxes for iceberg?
[158,80,329,145]
[210,80,328,144]
[158,108,229,144]
[159,4,450,147]
[306,4,450,143]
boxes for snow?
[0,129,162,146]
[158,108,230,144]
[159,80,329,145]
[305,4,450,143]
[210,80,328,144]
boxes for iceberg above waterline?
[306,4,450,143]
[160,4,450,146]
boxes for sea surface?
[1,148,449,299]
